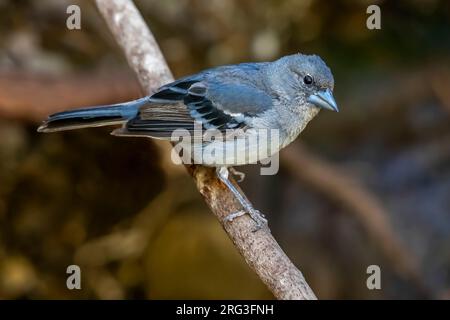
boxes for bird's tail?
[37,97,149,133]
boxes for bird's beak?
[307,89,339,112]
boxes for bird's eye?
[303,75,313,85]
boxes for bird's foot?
[224,210,246,222]
[224,208,268,232]
[216,166,268,232]
[229,167,245,182]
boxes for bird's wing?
[113,70,273,139]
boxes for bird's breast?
[176,128,282,166]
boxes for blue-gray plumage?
[38,53,338,230]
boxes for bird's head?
[269,53,338,112]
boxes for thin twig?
[94,0,316,300]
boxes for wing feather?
[117,65,272,139]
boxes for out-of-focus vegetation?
[0,0,449,299]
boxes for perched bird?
[38,53,338,230]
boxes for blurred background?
[0,0,449,299]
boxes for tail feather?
[37,97,149,133]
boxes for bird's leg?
[216,166,268,231]
[229,167,246,182]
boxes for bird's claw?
[224,208,268,232]
[249,209,268,232]
[229,167,245,182]
[224,210,246,222]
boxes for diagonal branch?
[94,0,316,300]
